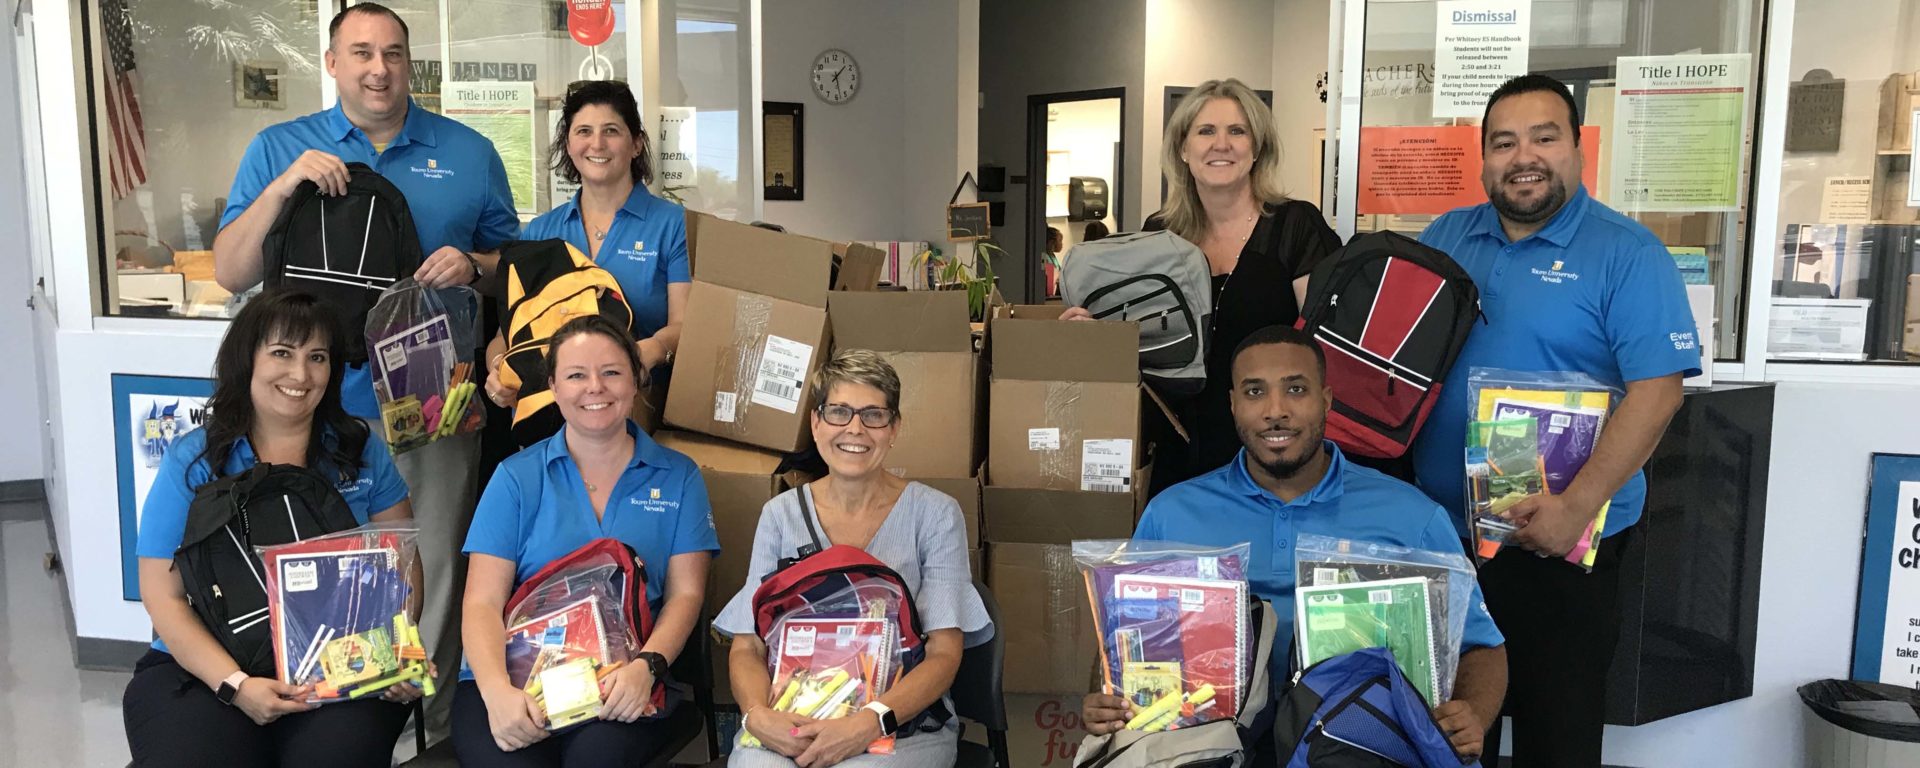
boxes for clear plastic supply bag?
[503,559,643,731]
[1293,534,1474,707]
[747,581,912,755]
[365,279,484,454]
[256,522,428,703]
[1465,368,1623,571]
[1074,540,1252,731]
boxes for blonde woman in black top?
[1064,78,1343,491]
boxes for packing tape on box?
[1042,543,1089,688]
[712,293,774,436]
[1040,381,1083,487]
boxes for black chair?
[952,582,1010,768]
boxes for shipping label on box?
[987,315,1141,491]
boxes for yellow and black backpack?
[497,239,634,447]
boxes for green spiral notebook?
[1295,576,1440,704]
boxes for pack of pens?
[366,279,484,454]
[256,522,429,703]
[1075,540,1252,731]
[744,581,909,755]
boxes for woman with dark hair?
[123,289,416,767]
[454,316,717,767]
[486,81,688,411]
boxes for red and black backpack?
[505,538,665,710]
[749,485,951,732]
[1295,231,1480,459]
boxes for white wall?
[758,0,908,242]
[899,0,980,249]
[1142,0,1277,215]
[1,14,47,483]
[1598,382,1920,767]
[1044,97,1122,249]
[1272,0,1330,205]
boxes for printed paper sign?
[751,335,813,414]
[1081,439,1132,493]
[1821,176,1873,224]
[1433,0,1531,119]
[1610,54,1752,212]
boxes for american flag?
[101,0,146,199]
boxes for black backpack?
[172,463,361,678]
[1294,231,1479,459]
[263,163,425,364]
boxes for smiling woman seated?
[712,349,995,768]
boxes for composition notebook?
[1296,576,1440,705]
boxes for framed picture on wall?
[113,374,214,601]
[764,101,804,201]
[235,61,287,109]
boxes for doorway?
[1025,88,1125,303]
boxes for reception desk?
[1605,382,1775,725]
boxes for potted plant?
[911,240,1003,322]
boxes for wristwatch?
[636,651,669,682]
[864,700,898,737]
[462,250,484,283]
[215,671,249,707]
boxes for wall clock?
[811,48,860,105]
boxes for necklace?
[585,480,598,493]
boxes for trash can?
[1799,680,1920,767]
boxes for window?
[1351,0,1766,363]
[92,0,329,319]
[1767,0,1920,364]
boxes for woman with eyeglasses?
[711,349,993,768]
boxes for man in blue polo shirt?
[210,3,521,738]
[1411,74,1701,768]
[1083,326,1508,765]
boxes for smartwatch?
[215,671,249,707]
[864,700,898,737]
[636,651,669,682]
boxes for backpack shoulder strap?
[794,484,825,558]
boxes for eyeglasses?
[815,403,896,429]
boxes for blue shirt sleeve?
[1132,501,1167,541]
[1607,244,1703,381]
[221,133,278,230]
[135,444,211,560]
[359,436,410,514]
[1417,507,1504,650]
[663,209,691,284]
[475,149,521,250]
[463,468,526,561]
[670,466,721,557]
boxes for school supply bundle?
[365,279,485,454]
[1465,368,1620,571]
[1464,416,1545,557]
[743,582,910,755]
[255,521,430,702]
[263,163,424,364]
[1293,534,1475,707]
[174,464,362,679]
[502,539,657,728]
[1074,541,1252,732]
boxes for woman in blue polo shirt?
[454,315,718,767]
[486,81,688,412]
[122,289,416,767]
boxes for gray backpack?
[1073,600,1278,768]
[1061,231,1212,395]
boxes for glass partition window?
[1354,0,1765,363]
[93,0,327,318]
[1768,0,1920,364]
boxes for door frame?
[1025,87,1126,304]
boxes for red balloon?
[567,0,615,48]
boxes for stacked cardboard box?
[665,215,882,452]
[980,305,1151,696]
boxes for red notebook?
[1108,574,1248,720]
[505,596,612,689]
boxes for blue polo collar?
[540,419,668,472]
[1471,183,1591,248]
[326,99,437,149]
[1227,440,1348,506]
[559,184,658,226]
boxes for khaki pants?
[390,429,480,744]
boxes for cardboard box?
[962,693,1088,768]
[665,216,883,452]
[981,483,1142,546]
[987,541,1101,695]
[829,291,984,479]
[650,430,787,617]
[987,315,1141,492]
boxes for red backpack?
[504,538,664,709]
[749,486,950,731]
[1295,231,1480,459]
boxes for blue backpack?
[1272,647,1475,768]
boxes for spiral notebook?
[1101,573,1249,720]
[1296,576,1440,704]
